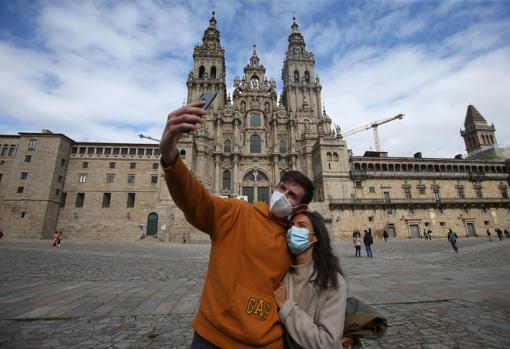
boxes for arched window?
[304,71,310,82]
[250,113,261,127]
[179,149,186,159]
[279,141,286,154]
[210,66,216,79]
[224,139,231,153]
[199,66,205,79]
[250,134,261,153]
[294,70,299,82]
[327,152,332,161]
[333,153,339,162]
[223,170,231,191]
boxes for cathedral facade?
[0,15,508,242]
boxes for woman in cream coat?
[274,211,347,349]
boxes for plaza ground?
[0,237,509,348]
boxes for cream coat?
[279,264,347,349]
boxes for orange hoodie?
[164,157,292,348]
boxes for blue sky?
[0,0,509,157]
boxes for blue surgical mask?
[286,226,313,254]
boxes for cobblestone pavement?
[0,237,509,348]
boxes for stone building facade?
[0,15,508,242]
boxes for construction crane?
[341,113,404,152]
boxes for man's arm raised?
[159,101,207,167]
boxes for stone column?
[214,155,221,193]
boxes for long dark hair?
[299,211,343,290]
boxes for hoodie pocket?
[217,283,283,345]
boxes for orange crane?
[341,113,404,152]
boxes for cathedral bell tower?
[460,105,497,156]
[281,17,323,128]
[186,11,227,110]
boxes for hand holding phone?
[197,91,217,110]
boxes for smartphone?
[197,91,217,110]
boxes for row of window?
[326,152,339,162]
[353,162,507,174]
[198,65,217,79]
[80,161,159,170]
[358,185,509,201]
[78,173,159,184]
[293,70,311,83]
[222,139,287,154]
[466,134,494,147]
[69,192,136,208]
[72,146,160,157]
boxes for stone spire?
[460,105,497,155]
[464,105,488,130]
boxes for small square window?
[137,148,144,156]
[17,186,24,193]
[21,211,26,218]
[152,163,159,170]
[87,147,94,155]
[20,172,28,179]
[104,148,112,155]
[369,186,375,193]
[25,155,32,162]
[440,222,446,226]
[129,148,136,155]
[146,149,153,156]
[82,161,88,168]
[96,147,103,155]
[75,193,85,208]
[102,193,111,208]
[106,174,114,183]
[72,147,78,154]
[355,180,362,188]
[79,174,87,183]
[121,148,128,155]
[113,148,120,155]
[127,174,135,183]
[484,220,490,225]
[151,175,158,184]
[109,162,116,169]
[154,149,160,156]
[130,162,136,169]
[368,216,374,222]
[79,147,86,154]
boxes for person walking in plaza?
[52,231,59,247]
[383,230,389,242]
[496,228,503,241]
[427,229,432,240]
[159,101,315,349]
[447,228,459,253]
[57,230,63,247]
[486,229,492,242]
[354,233,362,257]
[182,232,186,244]
[363,230,373,258]
[274,211,347,349]
[423,229,428,240]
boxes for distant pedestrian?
[504,229,510,238]
[427,229,432,240]
[423,230,428,240]
[354,235,362,257]
[496,228,503,241]
[486,229,492,242]
[447,228,458,253]
[363,230,373,258]
[57,230,63,247]
[52,231,59,247]
[383,230,389,242]
[182,232,186,244]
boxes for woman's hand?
[273,283,288,308]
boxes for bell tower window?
[224,139,231,153]
[294,70,299,82]
[250,135,262,153]
[199,66,205,79]
[211,66,216,79]
[250,113,261,127]
[304,71,310,82]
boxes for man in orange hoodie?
[160,102,315,348]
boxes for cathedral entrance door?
[387,224,396,238]
[147,213,158,236]
[241,170,270,204]
[409,224,420,239]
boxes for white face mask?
[269,191,292,218]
